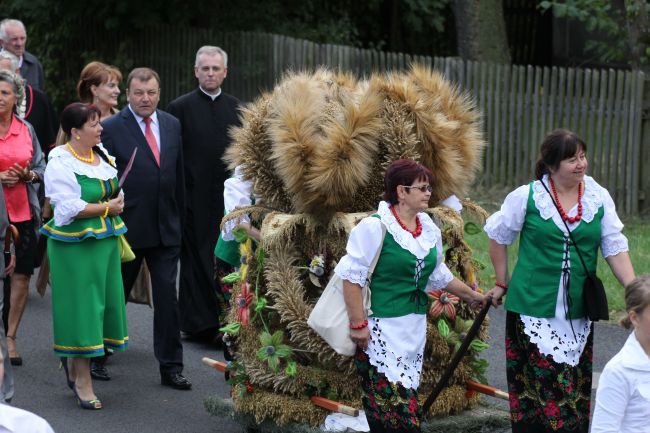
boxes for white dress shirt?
[127,106,161,152]
[0,404,55,433]
[592,332,650,433]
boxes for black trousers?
[122,245,183,374]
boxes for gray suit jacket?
[20,51,44,91]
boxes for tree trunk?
[452,0,511,63]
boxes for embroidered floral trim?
[335,255,368,286]
[48,144,118,180]
[519,315,591,366]
[377,201,437,259]
[484,219,518,245]
[366,316,424,390]
[532,175,602,224]
[601,235,629,258]
[53,200,88,227]
[427,263,454,291]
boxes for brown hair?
[76,61,123,103]
[383,159,433,205]
[620,275,650,329]
[534,129,587,179]
[126,67,160,90]
[60,102,101,135]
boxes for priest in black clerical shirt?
[167,45,241,341]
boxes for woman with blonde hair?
[592,275,650,432]
[0,69,46,366]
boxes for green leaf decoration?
[464,222,481,235]
[233,227,249,243]
[325,389,338,401]
[222,272,241,284]
[256,330,293,373]
[469,339,489,352]
[255,249,266,269]
[254,297,268,313]
[219,322,241,335]
[437,319,450,337]
[285,361,297,377]
[267,355,280,372]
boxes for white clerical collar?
[199,86,221,100]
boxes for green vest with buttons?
[369,216,438,318]
[506,182,603,319]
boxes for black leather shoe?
[90,364,111,381]
[160,372,192,390]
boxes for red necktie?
[143,117,160,166]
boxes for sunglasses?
[402,184,432,193]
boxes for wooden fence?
[73,28,646,214]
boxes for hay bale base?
[205,396,510,433]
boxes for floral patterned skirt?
[354,348,421,433]
[506,311,593,433]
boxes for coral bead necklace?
[549,176,583,223]
[390,205,422,237]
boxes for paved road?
[7,278,630,433]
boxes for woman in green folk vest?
[484,129,636,433]
[41,103,128,410]
[338,159,485,433]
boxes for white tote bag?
[308,223,386,356]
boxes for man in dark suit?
[0,19,44,91]
[101,67,191,390]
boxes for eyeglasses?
[402,184,432,193]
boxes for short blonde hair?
[0,50,19,72]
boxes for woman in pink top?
[0,70,45,366]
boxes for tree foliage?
[3,0,456,108]
[539,0,650,68]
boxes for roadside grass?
[461,187,649,316]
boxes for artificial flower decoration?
[307,254,326,287]
[256,330,294,373]
[308,254,325,277]
[236,282,254,326]
[429,290,460,322]
[239,238,254,281]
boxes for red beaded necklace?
[549,177,583,223]
[390,205,422,237]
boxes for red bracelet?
[495,281,508,291]
[349,320,368,330]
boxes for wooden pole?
[310,396,359,417]
[202,357,228,373]
[466,380,509,400]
